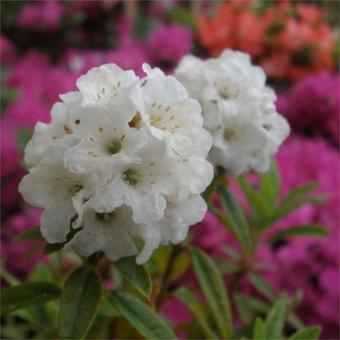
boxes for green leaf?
[289,325,321,340]
[16,127,32,153]
[260,160,280,205]
[114,256,152,298]
[237,176,272,223]
[0,265,20,286]
[107,290,176,339]
[249,273,275,301]
[218,187,252,254]
[58,265,102,339]
[273,197,325,222]
[44,227,82,254]
[97,296,121,317]
[1,282,61,314]
[280,182,318,207]
[253,317,266,339]
[175,287,217,339]
[270,224,328,242]
[264,298,286,339]
[16,226,43,241]
[191,248,233,338]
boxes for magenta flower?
[276,73,340,148]
[148,24,193,72]
[18,0,63,31]
[0,35,16,64]
[1,207,47,277]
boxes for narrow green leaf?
[107,290,176,339]
[270,224,328,242]
[1,282,61,314]
[264,298,286,339]
[273,197,325,222]
[253,317,266,340]
[235,293,270,315]
[59,265,102,339]
[289,325,321,340]
[191,248,233,338]
[260,160,280,205]
[0,265,20,286]
[249,273,275,301]
[237,176,272,222]
[218,187,252,254]
[234,293,253,325]
[16,226,43,241]
[175,287,217,339]
[280,182,318,208]
[114,256,152,298]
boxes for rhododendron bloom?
[19,63,213,264]
[175,49,290,175]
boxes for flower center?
[122,169,138,185]
[224,128,238,141]
[95,212,114,222]
[129,112,141,128]
[107,138,122,154]
[68,183,83,195]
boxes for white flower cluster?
[19,64,213,264]
[175,49,290,175]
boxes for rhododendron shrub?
[1,1,337,339]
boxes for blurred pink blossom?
[1,207,46,277]
[276,73,340,147]
[105,40,151,77]
[0,35,16,64]
[148,24,193,72]
[18,0,63,31]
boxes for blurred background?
[0,0,339,338]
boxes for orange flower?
[196,0,336,82]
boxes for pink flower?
[1,207,47,277]
[276,72,340,148]
[18,0,63,31]
[148,24,193,72]
[0,35,16,64]
[105,40,151,77]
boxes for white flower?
[19,63,213,264]
[19,146,91,243]
[76,64,138,105]
[175,49,290,175]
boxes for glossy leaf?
[270,224,328,242]
[1,282,61,313]
[264,298,286,339]
[58,266,102,339]
[107,290,176,339]
[191,248,233,338]
[114,256,152,298]
[175,287,217,339]
[218,187,252,254]
[289,325,321,340]
[16,226,43,241]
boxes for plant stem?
[85,251,104,266]
[155,245,181,311]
